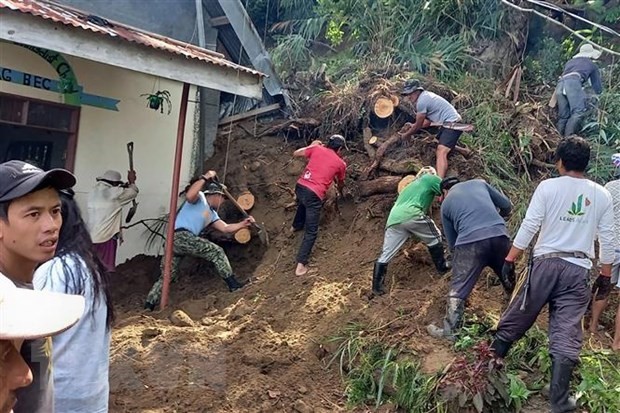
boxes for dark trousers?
[495,258,590,361]
[450,235,511,300]
[292,184,323,265]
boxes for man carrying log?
[372,167,450,296]
[587,153,620,351]
[399,79,465,178]
[427,176,514,339]
[491,137,616,413]
[291,135,347,276]
[144,170,253,310]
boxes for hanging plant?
[140,90,172,114]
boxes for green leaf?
[473,392,484,412]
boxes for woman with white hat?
[554,43,603,137]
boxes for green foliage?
[270,34,314,75]
[576,351,620,413]
[523,37,564,85]
[507,373,532,411]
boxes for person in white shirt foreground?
[0,274,85,413]
[491,137,616,413]
[588,153,620,351]
[34,188,114,413]
[87,169,138,271]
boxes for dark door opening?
[0,92,79,170]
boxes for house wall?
[0,42,199,263]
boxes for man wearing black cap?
[400,79,463,178]
[427,177,514,339]
[0,160,76,413]
[292,135,347,276]
[145,170,254,310]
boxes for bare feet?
[295,263,308,276]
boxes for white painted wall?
[0,42,199,264]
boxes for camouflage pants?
[145,230,233,306]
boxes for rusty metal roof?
[0,0,264,77]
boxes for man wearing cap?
[0,160,77,413]
[372,166,450,296]
[400,79,463,178]
[555,43,603,137]
[0,274,85,413]
[86,169,139,271]
[427,176,515,339]
[588,153,620,351]
[491,137,615,412]
[291,135,347,276]
[145,170,254,310]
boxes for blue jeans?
[293,184,323,265]
[555,77,586,137]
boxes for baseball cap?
[440,176,460,192]
[0,274,85,340]
[401,79,425,96]
[327,134,349,151]
[203,181,225,195]
[0,160,76,203]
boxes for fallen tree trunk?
[358,176,402,197]
[362,128,423,177]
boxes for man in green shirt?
[372,169,450,295]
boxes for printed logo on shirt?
[303,170,312,181]
[560,194,591,223]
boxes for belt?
[559,72,583,82]
[174,228,191,233]
[533,251,588,262]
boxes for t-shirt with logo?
[416,91,461,124]
[174,191,221,235]
[513,176,615,269]
[9,277,54,413]
[297,145,346,200]
[386,174,442,228]
[604,178,620,264]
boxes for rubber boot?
[224,275,246,292]
[428,244,450,275]
[549,355,578,413]
[144,301,156,311]
[490,337,512,359]
[372,262,388,296]
[427,297,464,339]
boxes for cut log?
[390,95,400,107]
[374,98,394,118]
[364,131,406,178]
[369,136,379,146]
[234,228,252,244]
[358,176,402,197]
[398,175,416,193]
[237,191,255,211]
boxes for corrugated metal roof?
[0,0,264,78]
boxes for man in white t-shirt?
[490,137,616,413]
[589,153,620,351]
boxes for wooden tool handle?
[127,142,135,171]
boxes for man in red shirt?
[292,135,347,276]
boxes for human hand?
[202,170,217,181]
[592,274,612,301]
[500,260,516,294]
[242,216,255,227]
[310,140,323,147]
[127,170,137,184]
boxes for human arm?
[597,195,616,276]
[185,170,217,204]
[485,182,512,218]
[441,207,457,250]
[401,112,427,138]
[211,216,254,234]
[590,65,603,95]
[293,140,322,157]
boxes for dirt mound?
[108,128,533,412]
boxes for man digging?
[372,166,450,296]
[144,170,253,310]
[491,137,616,413]
[427,177,515,339]
[399,79,465,178]
[291,135,347,276]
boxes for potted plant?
[140,90,172,114]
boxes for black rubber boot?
[144,301,156,311]
[428,244,450,274]
[224,275,247,292]
[372,262,388,296]
[550,355,578,413]
[427,297,464,339]
[490,337,513,359]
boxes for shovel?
[125,142,139,223]
[213,177,269,246]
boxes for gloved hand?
[500,260,516,294]
[592,274,612,301]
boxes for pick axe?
[125,142,139,223]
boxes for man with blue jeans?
[555,44,603,137]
